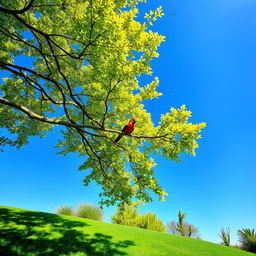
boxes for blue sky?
[0,0,256,245]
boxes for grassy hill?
[0,206,254,256]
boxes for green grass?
[0,206,254,256]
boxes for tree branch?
[31,1,88,9]
[0,0,35,15]
[0,97,173,142]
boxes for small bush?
[137,212,166,232]
[56,205,74,216]
[76,203,103,221]
[111,204,165,232]
[111,204,139,227]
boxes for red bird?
[114,119,137,143]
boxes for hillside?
[0,206,254,256]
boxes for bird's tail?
[114,134,123,143]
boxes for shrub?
[111,204,165,232]
[137,212,166,232]
[56,205,74,216]
[111,204,139,227]
[76,203,103,221]
[237,229,256,253]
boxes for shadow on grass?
[0,208,135,256]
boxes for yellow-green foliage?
[137,212,165,232]
[0,0,206,207]
[112,204,139,227]
[112,204,165,232]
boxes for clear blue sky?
[0,0,255,245]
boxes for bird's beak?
[134,120,137,123]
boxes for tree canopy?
[0,0,206,206]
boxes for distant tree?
[167,221,177,235]
[56,205,74,216]
[76,203,103,221]
[167,210,200,238]
[137,212,165,232]
[237,229,256,253]
[219,228,231,247]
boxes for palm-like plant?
[237,229,256,253]
[167,210,200,238]
[219,228,231,246]
[176,210,186,236]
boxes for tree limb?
[0,0,35,15]
[0,97,174,142]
